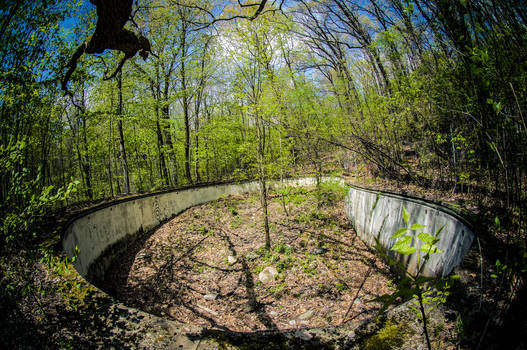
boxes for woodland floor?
[3,174,523,349]
[102,187,394,332]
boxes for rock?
[298,310,315,321]
[346,330,356,341]
[258,266,278,284]
[227,255,237,264]
[203,293,217,301]
[294,331,313,341]
[289,319,297,326]
[246,251,259,261]
[312,247,329,255]
[269,310,278,317]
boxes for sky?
[59,0,95,43]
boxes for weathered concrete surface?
[63,178,319,278]
[345,185,474,277]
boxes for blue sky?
[59,0,95,43]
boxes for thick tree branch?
[61,0,153,93]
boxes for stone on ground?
[258,266,278,283]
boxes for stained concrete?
[63,178,319,278]
[345,184,474,277]
[64,178,474,280]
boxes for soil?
[102,186,393,332]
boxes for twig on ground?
[341,262,373,324]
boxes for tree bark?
[179,7,192,184]
[117,71,130,194]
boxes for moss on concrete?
[362,320,413,350]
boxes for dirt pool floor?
[103,187,393,332]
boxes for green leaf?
[417,232,436,245]
[391,236,416,255]
[420,243,443,254]
[435,224,445,236]
[402,206,409,225]
[410,224,425,230]
[392,227,408,239]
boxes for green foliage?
[372,207,458,350]
[390,207,444,260]
[1,140,80,244]
[335,282,348,292]
[276,186,309,204]
[268,282,287,297]
[314,179,349,206]
[274,243,293,255]
[0,0,525,345]
[276,256,295,273]
[299,255,318,276]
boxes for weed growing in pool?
[314,179,348,206]
[299,256,318,276]
[335,282,348,292]
[372,206,459,350]
[275,185,309,215]
[276,256,295,273]
[274,243,293,255]
[230,215,243,229]
[268,282,287,297]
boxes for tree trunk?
[80,114,93,200]
[179,9,192,184]
[256,112,271,250]
[108,113,114,197]
[117,71,130,194]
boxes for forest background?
[0,0,526,348]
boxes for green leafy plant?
[274,243,293,255]
[276,256,295,273]
[314,179,348,207]
[372,206,458,350]
[275,185,309,215]
[335,282,348,292]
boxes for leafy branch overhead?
[1,0,526,347]
[61,0,273,92]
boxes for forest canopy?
[2,0,526,205]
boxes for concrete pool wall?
[345,184,474,277]
[63,178,474,281]
[62,178,319,279]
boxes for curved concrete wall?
[345,185,474,277]
[62,178,319,278]
[63,178,474,282]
